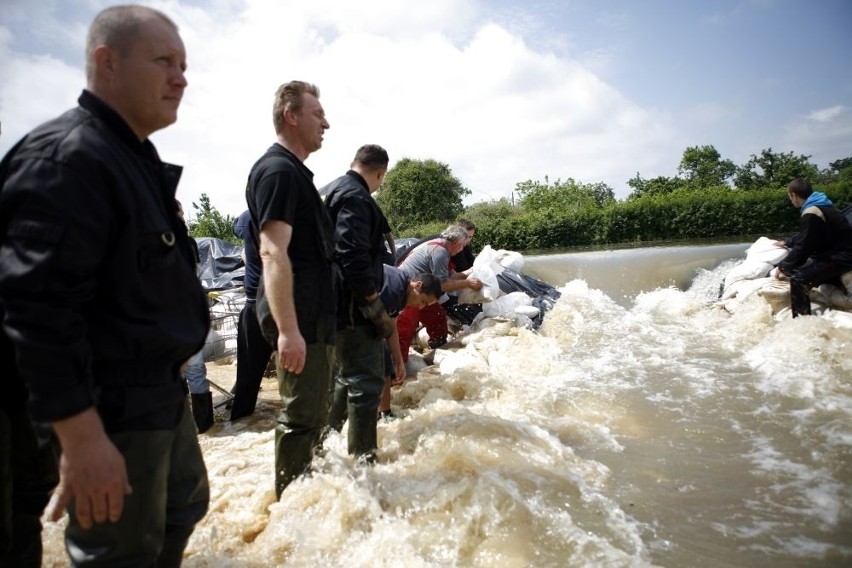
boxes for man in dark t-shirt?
[245,80,335,499]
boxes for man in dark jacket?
[321,144,394,460]
[772,177,852,317]
[0,5,210,566]
[247,80,336,499]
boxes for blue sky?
[1,0,850,217]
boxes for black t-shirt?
[451,245,475,272]
[246,143,335,344]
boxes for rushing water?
[41,244,851,567]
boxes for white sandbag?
[723,259,773,289]
[457,245,501,304]
[482,291,532,318]
[514,305,540,318]
[756,279,793,314]
[457,260,498,304]
[496,249,524,272]
[745,236,789,265]
[842,271,852,295]
[723,237,789,290]
[814,283,852,310]
[473,245,505,275]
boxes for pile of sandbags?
[719,237,852,317]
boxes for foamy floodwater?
[41,264,852,567]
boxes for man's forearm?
[263,253,299,335]
[52,407,107,451]
[387,324,403,365]
[441,279,472,292]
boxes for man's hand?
[277,328,306,374]
[48,409,132,529]
[466,278,483,291]
[260,220,305,373]
[392,358,406,386]
[359,297,395,339]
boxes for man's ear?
[411,281,422,292]
[93,45,116,76]
[283,108,299,126]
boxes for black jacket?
[0,91,210,426]
[778,204,852,273]
[320,171,386,330]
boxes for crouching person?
[772,177,852,317]
[0,5,210,565]
[376,269,443,419]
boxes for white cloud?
[808,105,845,123]
[1,0,682,217]
[0,30,82,144]
[782,105,852,165]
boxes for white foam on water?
[39,259,851,567]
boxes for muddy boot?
[190,392,214,433]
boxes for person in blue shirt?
[376,267,442,419]
[229,209,274,421]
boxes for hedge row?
[470,183,852,253]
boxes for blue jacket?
[233,209,261,299]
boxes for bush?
[437,180,852,252]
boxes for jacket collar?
[78,90,160,162]
[344,170,370,193]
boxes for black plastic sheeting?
[446,268,562,329]
[497,268,561,322]
[194,236,563,324]
[195,237,245,291]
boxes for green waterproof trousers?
[274,341,335,499]
[64,401,209,567]
[328,325,385,460]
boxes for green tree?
[188,193,238,244]
[515,176,615,214]
[816,157,852,184]
[626,172,685,200]
[584,181,617,208]
[464,197,518,226]
[734,148,820,190]
[829,157,852,173]
[677,145,736,189]
[375,158,469,234]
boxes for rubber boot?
[190,392,214,433]
[790,276,812,318]
[327,379,348,433]
[347,402,378,462]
